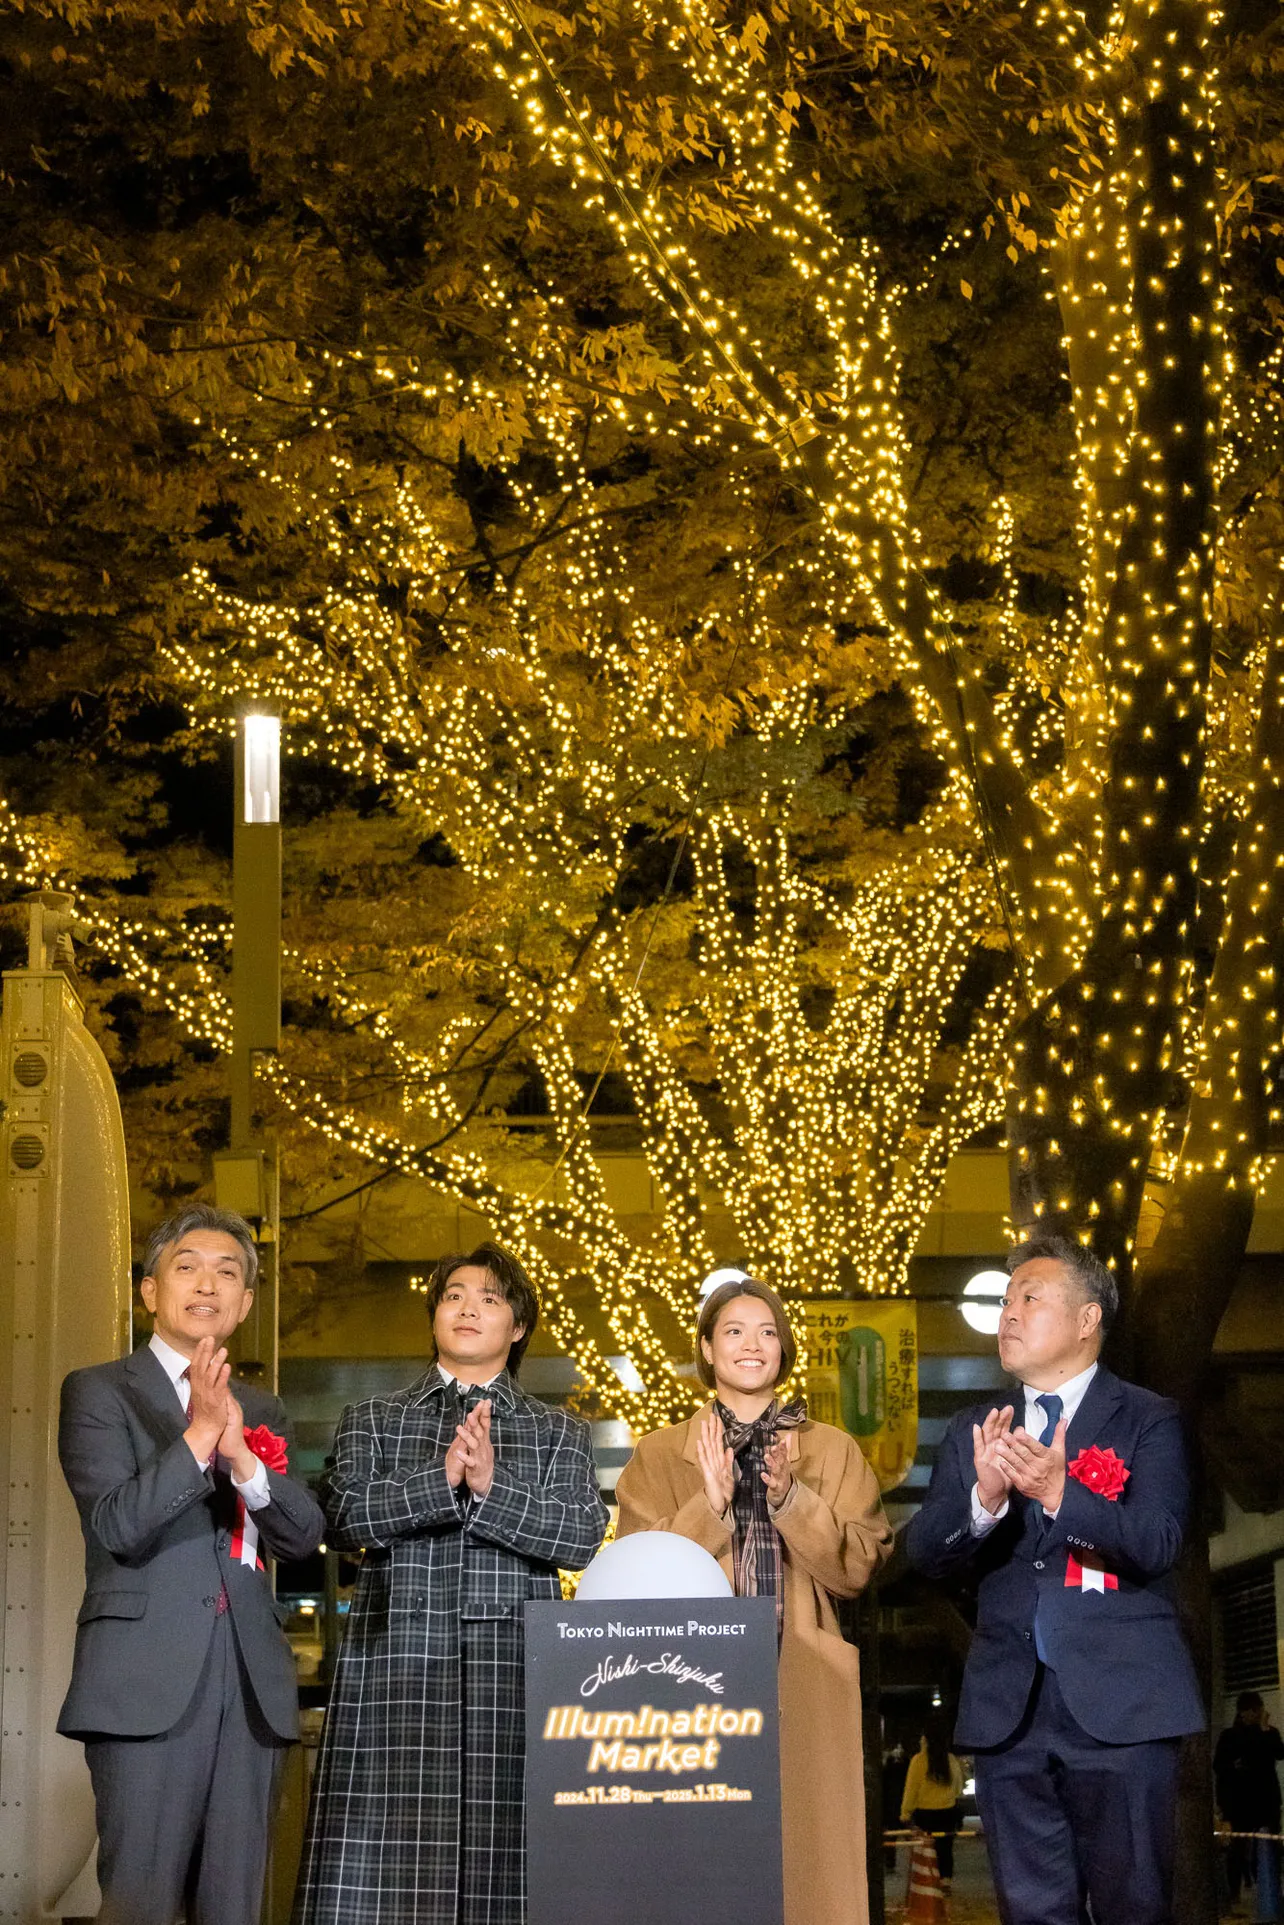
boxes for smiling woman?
[615,1279,894,1925]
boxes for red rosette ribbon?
[229,1425,287,1574]
[1064,1445,1128,1592]
[1066,1444,1129,1501]
[243,1423,289,1474]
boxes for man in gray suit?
[58,1204,325,1925]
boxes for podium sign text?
[525,1596,783,1925]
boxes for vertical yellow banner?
[800,1300,918,1493]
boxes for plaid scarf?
[716,1397,808,1639]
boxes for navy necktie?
[1036,1392,1063,1445]
[1032,1392,1064,1664]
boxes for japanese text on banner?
[800,1300,918,1493]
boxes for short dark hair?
[695,1278,797,1390]
[142,1205,259,1290]
[425,1242,539,1375]
[1237,1691,1265,1717]
[1006,1233,1118,1335]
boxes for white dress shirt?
[436,1364,502,1390]
[969,1360,1098,1533]
[149,1332,271,1508]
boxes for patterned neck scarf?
[716,1397,808,1639]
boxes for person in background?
[616,1275,894,1925]
[1214,1691,1284,1917]
[883,1740,909,1872]
[900,1710,966,1887]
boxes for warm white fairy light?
[2,0,1276,1413]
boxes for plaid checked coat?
[292,1368,607,1925]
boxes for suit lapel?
[122,1343,189,1438]
[1065,1364,1123,1453]
[1023,1365,1120,1546]
[118,1344,206,1481]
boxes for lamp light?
[960,1269,1008,1335]
[699,1266,750,1303]
[241,715,280,825]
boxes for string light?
[2,0,1276,1408]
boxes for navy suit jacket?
[58,1345,325,1742]
[905,1364,1204,1747]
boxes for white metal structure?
[0,899,131,1920]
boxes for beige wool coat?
[615,1408,894,1925]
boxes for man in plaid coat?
[293,1243,608,1925]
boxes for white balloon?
[575,1531,733,1601]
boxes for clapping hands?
[182,1338,261,1482]
[445,1399,496,1498]
[972,1405,1015,1515]
[972,1403,1069,1514]
[996,1417,1068,1513]
[697,1408,736,1517]
[762,1438,793,1509]
[695,1411,792,1515]
[184,1336,235,1464]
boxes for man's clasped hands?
[445,1399,496,1499]
[973,1403,1070,1517]
[183,1334,263,1484]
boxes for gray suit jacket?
[57,1344,325,1742]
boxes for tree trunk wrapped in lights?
[0,0,1278,1455]
[448,0,1273,1395]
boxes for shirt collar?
[1022,1359,1098,1428]
[415,1363,516,1411]
[436,1363,502,1389]
[148,1333,194,1402]
[149,1331,193,1386]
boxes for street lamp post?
[214,713,282,1389]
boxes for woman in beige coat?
[615,1278,894,1925]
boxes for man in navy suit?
[906,1233,1203,1925]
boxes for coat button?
[1034,1560,1045,1571]
[1023,1630,1032,1640]
[203,1595,216,1608]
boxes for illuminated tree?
[413,0,1284,1419]
[2,0,1283,1436]
[4,363,1015,1428]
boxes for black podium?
[525,1596,783,1925]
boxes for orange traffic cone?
[905,1831,947,1922]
